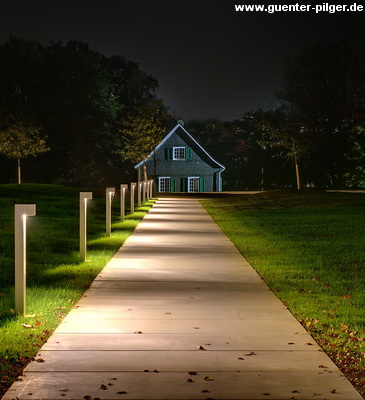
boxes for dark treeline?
[0,37,174,186]
[188,42,365,190]
[0,38,364,189]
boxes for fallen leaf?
[305,342,313,346]
[83,395,92,400]
[186,378,194,383]
[288,342,295,345]
[108,383,114,386]
[144,369,150,372]
[204,376,214,381]
[134,331,143,334]
[109,378,117,380]
[238,357,244,360]
[244,351,257,356]
[330,389,337,394]
[188,371,198,375]
[165,312,172,315]
[116,391,127,395]
[35,358,45,363]
[292,390,300,393]
[100,384,108,390]
[262,393,270,396]
[318,365,327,368]
[59,389,69,392]
[340,323,349,331]
[197,345,206,351]
[202,390,211,393]
[154,370,159,373]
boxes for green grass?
[201,190,365,397]
[0,184,155,395]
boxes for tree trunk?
[292,139,301,190]
[17,158,21,184]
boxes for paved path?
[4,198,362,400]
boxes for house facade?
[134,123,225,193]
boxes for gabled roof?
[134,123,225,171]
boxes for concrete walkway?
[4,198,362,400]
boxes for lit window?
[173,147,186,160]
[188,177,200,192]
[159,177,171,192]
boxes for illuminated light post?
[130,182,136,214]
[120,184,128,222]
[106,187,115,237]
[137,182,142,208]
[80,192,92,261]
[14,204,36,315]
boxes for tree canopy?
[0,121,49,183]
[0,37,166,185]
[276,41,365,187]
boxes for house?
[134,123,225,193]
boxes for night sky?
[0,1,363,121]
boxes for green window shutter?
[199,177,206,192]
[186,147,192,160]
[170,177,176,192]
[181,177,188,192]
[165,148,173,160]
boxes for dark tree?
[277,41,364,188]
[0,37,165,185]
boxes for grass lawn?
[201,190,365,397]
[0,184,154,397]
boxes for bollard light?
[14,204,36,315]
[130,182,137,214]
[149,179,154,198]
[120,184,128,222]
[145,181,150,201]
[106,187,115,237]
[137,182,142,208]
[142,181,147,203]
[80,192,92,261]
